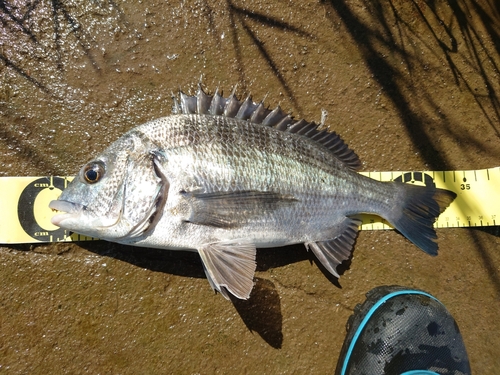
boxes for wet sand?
[1,0,499,373]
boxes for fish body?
[50,86,456,299]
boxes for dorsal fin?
[172,84,361,171]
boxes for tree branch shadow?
[322,0,500,169]
[0,53,49,93]
[321,0,500,297]
[0,0,40,43]
[0,123,64,175]
[0,0,125,92]
[226,0,314,115]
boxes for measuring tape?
[0,167,498,244]
[358,167,499,230]
[0,176,95,244]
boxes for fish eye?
[81,161,105,184]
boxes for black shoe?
[335,286,471,375]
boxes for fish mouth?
[49,199,84,227]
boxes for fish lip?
[49,199,84,213]
[49,199,84,226]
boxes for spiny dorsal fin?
[172,84,361,171]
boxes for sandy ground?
[1,0,499,373]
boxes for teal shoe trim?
[339,290,442,375]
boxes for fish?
[49,85,456,300]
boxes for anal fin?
[305,217,361,277]
[198,240,257,300]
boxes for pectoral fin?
[183,190,298,228]
[198,240,257,300]
[305,217,361,277]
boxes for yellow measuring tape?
[1,167,498,244]
[357,167,499,230]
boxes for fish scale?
[48,85,456,300]
[146,115,350,228]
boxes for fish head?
[49,132,167,241]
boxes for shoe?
[335,286,471,375]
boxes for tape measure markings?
[1,167,498,244]
[358,167,499,230]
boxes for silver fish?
[49,85,456,299]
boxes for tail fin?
[387,183,456,255]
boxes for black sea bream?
[50,85,456,299]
